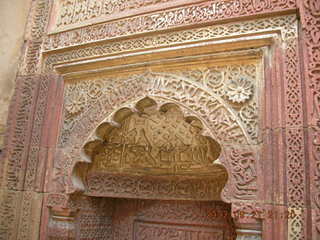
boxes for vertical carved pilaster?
[47,207,77,240]
[235,223,262,240]
[232,202,262,240]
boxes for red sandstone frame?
[0,1,319,240]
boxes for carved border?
[49,0,204,33]
[299,0,320,238]
[45,0,297,50]
[283,33,307,240]
[44,15,297,70]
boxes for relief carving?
[134,222,223,240]
[56,61,261,203]
[112,199,236,240]
[85,99,221,175]
[62,66,259,147]
[225,76,253,104]
[43,15,297,58]
[78,97,228,200]
[49,0,296,40]
[229,148,258,200]
[300,0,320,236]
[55,0,172,28]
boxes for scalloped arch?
[62,71,253,201]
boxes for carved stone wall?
[111,199,235,240]
[0,0,318,240]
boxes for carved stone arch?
[52,71,260,240]
[63,71,258,202]
[72,96,232,201]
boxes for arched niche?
[72,97,229,201]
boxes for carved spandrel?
[63,65,260,147]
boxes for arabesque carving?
[43,15,297,63]
[57,60,261,202]
[1,0,316,238]
[62,65,260,147]
[77,97,228,200]
[48,0,296,45]
[85,99,222,175]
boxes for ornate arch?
[55,71,259,203]
[73,97,228,200]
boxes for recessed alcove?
[57,48,263,240]
[73,97,228,200]
[69,97,235,239]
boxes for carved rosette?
[225,76,253,104]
